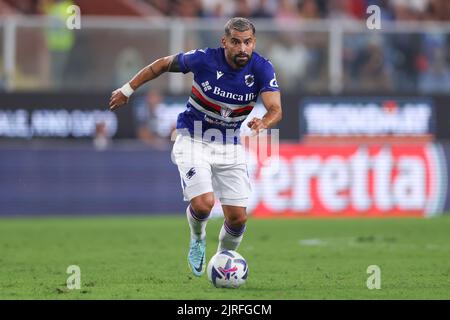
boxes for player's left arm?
[247,90,282,133]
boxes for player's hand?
[109,89,129,111]
[247,117,268,135]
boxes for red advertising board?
[247,144,446,217]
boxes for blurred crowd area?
[140,0,450,21]
[0,0,449,93]
[1,0,450,21]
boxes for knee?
[190,194,215,216]
[227,213,247,227]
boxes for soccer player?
[109,17,282,277]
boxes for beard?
[233,53,251,68]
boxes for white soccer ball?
[207,250,248,288]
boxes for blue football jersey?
[176,47,279,144]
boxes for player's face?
[222,29,256,69]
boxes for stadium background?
[1,0,450,218]
[0,0,450,300]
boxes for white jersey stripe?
[188,97,248,123]
[192,80,256,110]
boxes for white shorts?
[171,134,251,207]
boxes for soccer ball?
[207,250,248,288]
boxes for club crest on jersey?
[220,107,233,118]
[244,74,255,87]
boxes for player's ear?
[221,36,226,48]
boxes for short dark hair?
[224,17,255,36]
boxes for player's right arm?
[109,54,181,111]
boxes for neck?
[225,55,240,70]
[223,49,242,70]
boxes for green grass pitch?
[0,215,449,299]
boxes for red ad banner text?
[247,144,446,218]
